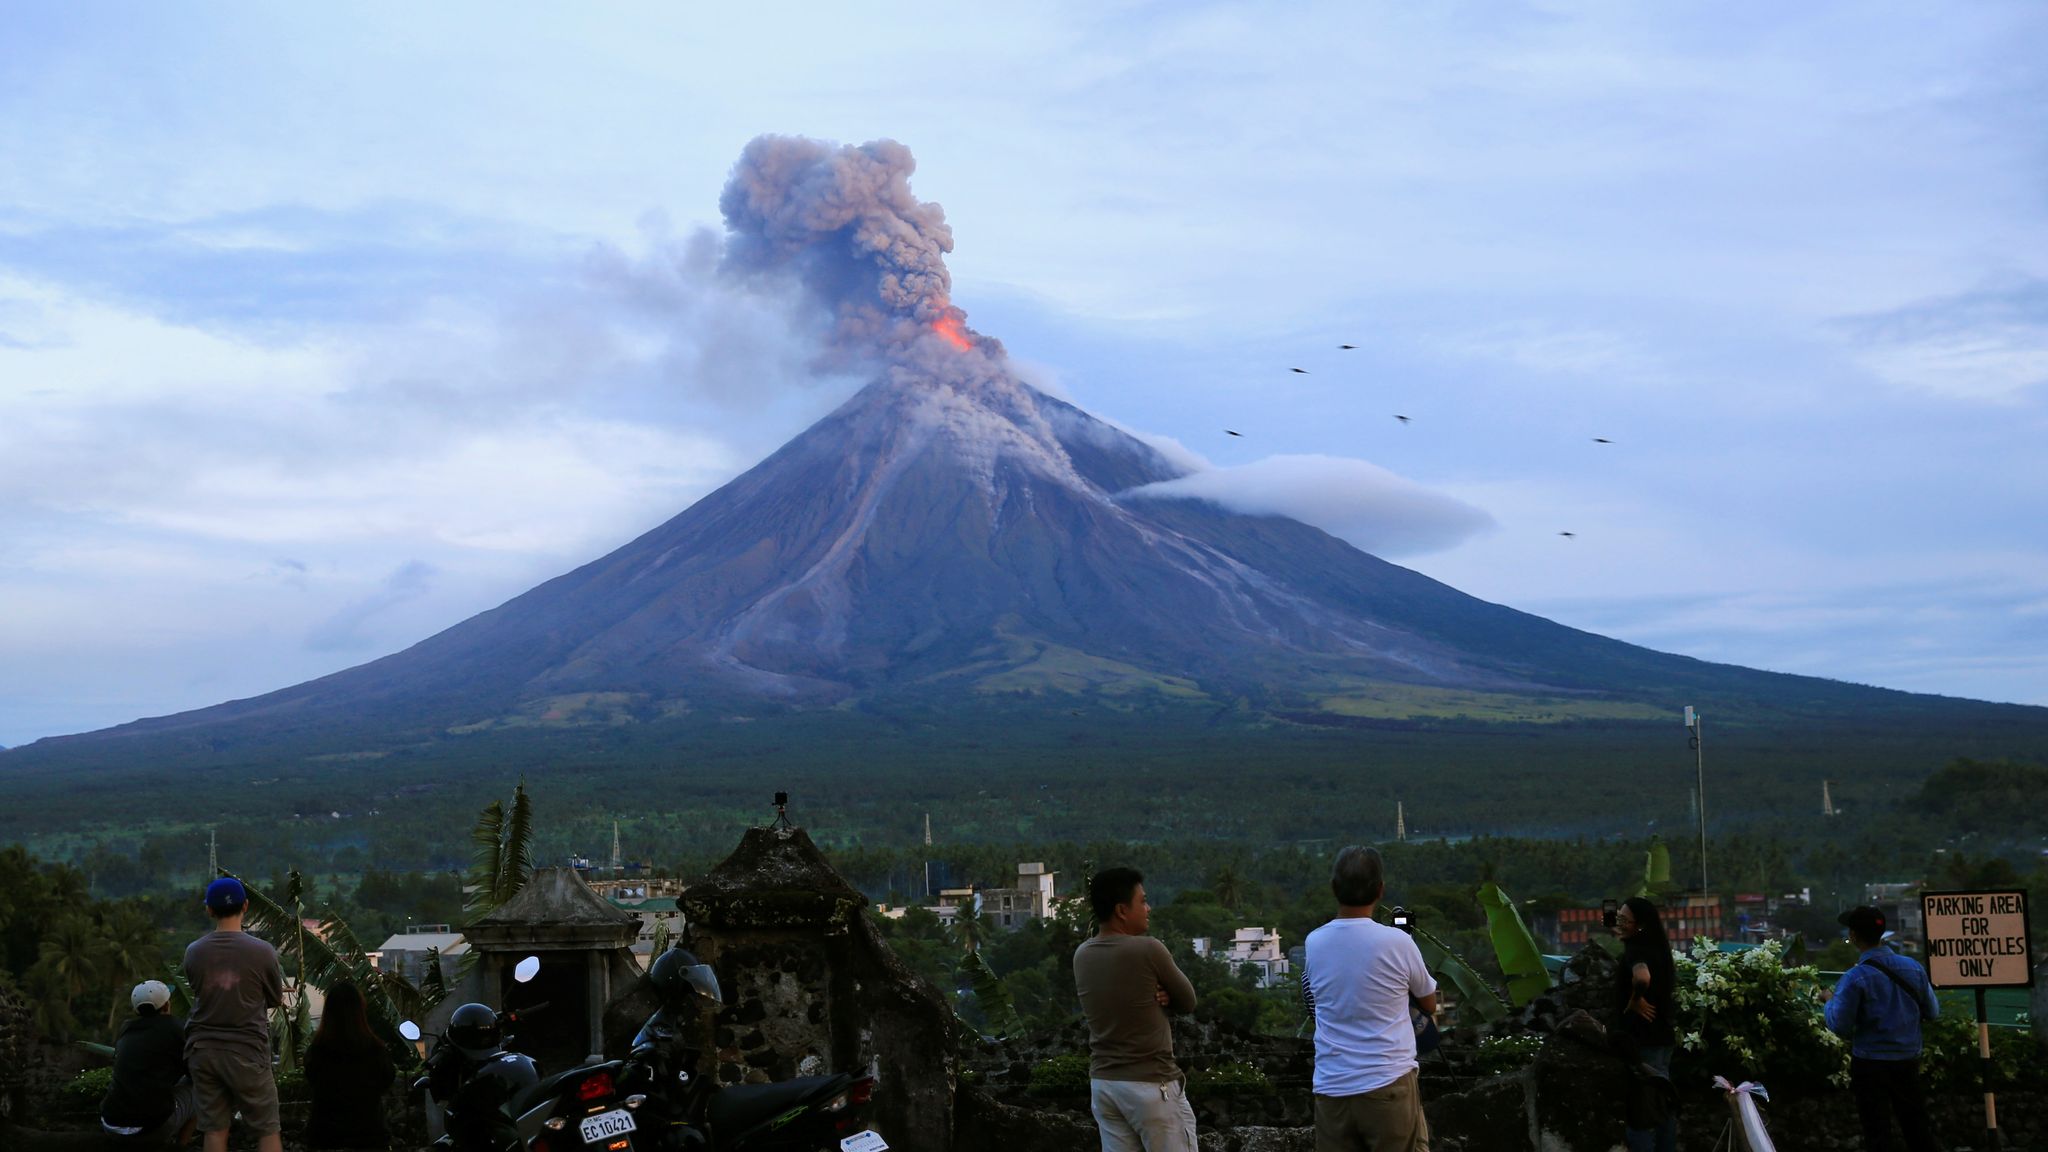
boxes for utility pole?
[1684,706,1707,892]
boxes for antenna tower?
[1396,801,1407,843]
[1822,780,1837,818]
[207,828,218,875]
[611,821,622,876]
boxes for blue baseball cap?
[205,877,247,913]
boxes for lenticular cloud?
[1123,454,1495,556]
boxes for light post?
[1684,706,1707,892]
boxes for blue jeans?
[1624,1045,1677,1152]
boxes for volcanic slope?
[14,372,2013,765]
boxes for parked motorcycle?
[405,955,580,1152]
[618,947,888,1152]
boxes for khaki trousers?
[1314,1069,1429,1151]
[1090,1077,1198,1152]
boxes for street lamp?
[1684,706,1707,892]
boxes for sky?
[2,2,2045,746]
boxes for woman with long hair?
[1614,896,1678,1152]
[303,981,395,1149]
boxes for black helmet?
[648,947,724,1005]
[447,1002,502,1059]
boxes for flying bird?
[1593,437,1613,444]
[1225,430,1242,437]
[1291,367,1308,374]
[1558,532,1576,539]
[1393,414,1411,424]
[1339,344,1357,350]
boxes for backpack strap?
[1859,956,1933,1020]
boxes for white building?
[1193,927,1290,988]
[371,926,468,986]
[920,863,1059,930]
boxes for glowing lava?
[932,313,972,351]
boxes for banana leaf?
[958,948,1021,1038]
[1476,883,1553,1007]
[1639,842,1671,897]
[76,1040,115,1059]
[1411,925,1509,1023]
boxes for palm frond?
[500,783,533,907]
[467,800,506,914]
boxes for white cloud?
[1122,454,1494,556]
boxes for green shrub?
[1028,1051,1092,1096]
[1674,939,1846,1091]
[1474,1032,1544,1076]
[276,1066,309,1103]
[1921,1013,2040,1092]
[1188,1060,1271,1096]
[62,1067,112,1111]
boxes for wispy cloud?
[1836,277,2048,402]
[1122,454,1495,556]
[306,560,437,651]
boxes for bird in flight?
[1558,532,1576,539]
[1593,437,1612,444]
[1225,430,1242,437]
[1339,344,1357,350]
[1393,414,1411,424]
[1291,367,1308,374]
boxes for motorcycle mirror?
[513,956,541,984]
[399,1021,422,1042]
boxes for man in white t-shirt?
[1302,845,1437,1151]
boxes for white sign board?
[1920,889,2033,988]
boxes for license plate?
[579,1108,637,1143]
[840,1132,889,1152]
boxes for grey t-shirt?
[182,929,285,1057]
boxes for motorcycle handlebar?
[501,1000,551,1025]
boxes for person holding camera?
[1302,845,1437,1151]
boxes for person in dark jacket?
[1612,897,1678,1152]
[100,979,197,1146]
[303,981,396,1149]
[1823,906,1941,1152]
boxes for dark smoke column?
[719,135,999,379]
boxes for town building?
[1193,927,1290,988]
[591,877,688,961]
[370,925,468,985]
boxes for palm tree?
[1209,863,1247,912]
[29,914,107,1042]
[99,905,165,1033]
[466,783,534,918]
[952,909,992,956]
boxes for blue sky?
[2,2,2045,745]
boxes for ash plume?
[719,134,1005,384]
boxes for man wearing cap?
[1822,906,1941,1152]
[101,980,196,1145]
[184,877,286,1152]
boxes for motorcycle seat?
[708,1073,850,1135]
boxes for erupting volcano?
[12,134,1969,756]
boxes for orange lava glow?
[932,314,972,351]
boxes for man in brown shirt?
[184,877,286,1152]
[1073,867,1198,1152]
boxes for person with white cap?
[100,979,197,1146]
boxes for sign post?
[1922,888,2033,1151]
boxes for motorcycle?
[617,947,888,1152]
[405,955,584,1152]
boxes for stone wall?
[659,825,960,1151]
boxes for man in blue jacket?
[1822,906,1941,1152]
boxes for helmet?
[648,947,724,1005]
[447,1002,502,1060]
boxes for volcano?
[22,371,1958,752]
[9,135,2028,759]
